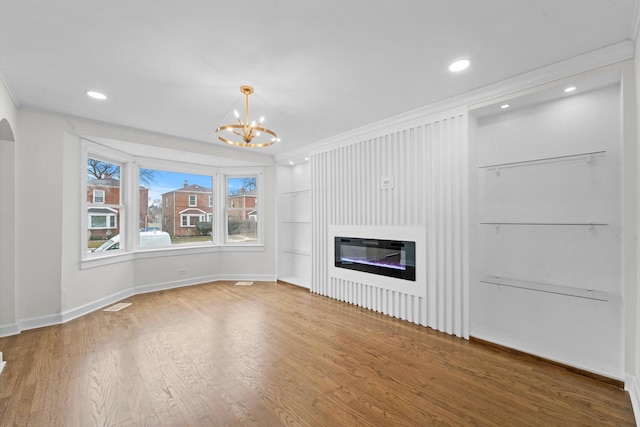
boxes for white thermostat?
[381,176,394,189]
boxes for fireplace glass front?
[334,236,416,281]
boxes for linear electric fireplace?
[334,236,416,281]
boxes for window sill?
[80,244,265,269]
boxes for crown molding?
[273,40,635,164]
[630,0,640,41]
[0,64,19,109]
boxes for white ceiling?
[0,0,637,158]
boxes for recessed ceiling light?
[564,86,576,93]
[289,160,294,165]
[449,59,470,72]
[86,90,107,100]
[304,157,309,161]
[500,104,510,109]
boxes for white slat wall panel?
[311,110,469,338]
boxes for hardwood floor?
[0,281,634,426]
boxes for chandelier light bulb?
[233,109,240,118]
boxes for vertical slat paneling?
[444,117,453,334]
[460,115,470,339]
[452,115,462,335]
[310,110,468,338]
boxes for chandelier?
[215,85,279,148]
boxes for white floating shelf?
[480,222,607,226]
[280,189,311,195]
[480,275,608,301]
[281,249,311,256]
[479,150,607,171]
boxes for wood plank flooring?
[0,281,634,426]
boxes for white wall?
[311,110,470,338]
[0,78,17,335]
[627,33,640,414]
[7,109,277,332]
[472,85,623,380]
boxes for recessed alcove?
[469,69,623,380]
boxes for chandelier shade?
[215,85,279,148]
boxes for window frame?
[180,213,204,228]
[88,208,118,229]
[223,173,263,245]
[93,189,105,204]
[83,144,131,261]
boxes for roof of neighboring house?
[163,183,212,196]
[88,178,147,190]
[229,188,256,198]
[88,207,118,214]
[179,208,208,215]
[88,178,120,187]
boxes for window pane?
[93,190,105,204]
[143,169,214,245]
[91,215,106,228]
[87,158,123,253]
[226,177,258,243]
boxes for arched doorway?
[0,117,16,344]
[0,118,14,141]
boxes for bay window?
[82,139,264,265]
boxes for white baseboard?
[625,374,640,424]
[17,313,62,332]
[0,322,19,338]
[134,274,277,295]
[134,275,221,295]
[1,275,278,338]
[470,328,623,381]
[0,351,5,376]
[61,288,135,323]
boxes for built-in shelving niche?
[471,73,623,380]
[277,165,311,288]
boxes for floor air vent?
[103,302,132,312]
[235,281,254,286]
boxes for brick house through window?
[87,177,149,240]
[162,180,213,237]
[227,187,257,221]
